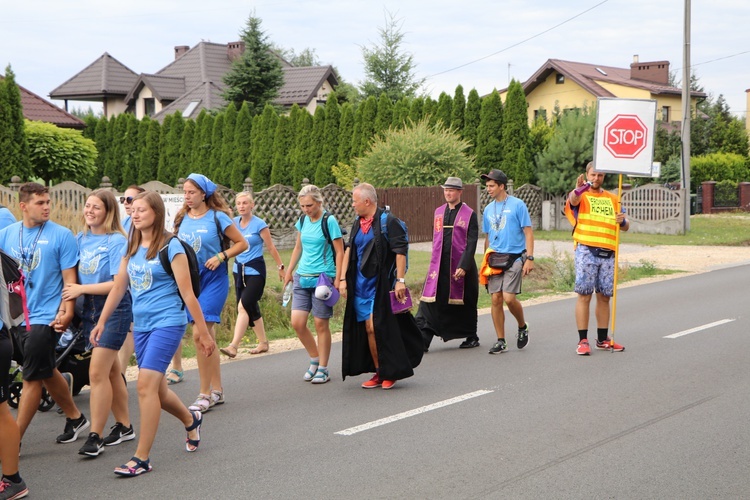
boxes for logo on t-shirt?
[79,248,101,275]
[128,261,152,291]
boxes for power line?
[426,0,610,79]
[673,49,750,72]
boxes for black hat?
[480,169,508,185]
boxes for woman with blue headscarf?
[169,174,247,412]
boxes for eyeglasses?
[119,196,134,204]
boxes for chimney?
[630,59,670,85]
[174,45,189,60]
[227,41,245,61]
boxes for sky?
[1,0,748,117]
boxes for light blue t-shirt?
[0,208,17,231]
[122,216,132,234]
[482,196,532,253]
[127,238,187,331]
[0,221,78,325]
[233,215,268,275]
[76,232,127,285]
[294,213,342,283]
[177,209,234,268]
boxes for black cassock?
[341,208,423,381]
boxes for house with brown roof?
[1,77,85,129]
[500,55,706,126]
[50,41,338,122]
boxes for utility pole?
[681,0,692,232]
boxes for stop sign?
[603,114,648,159]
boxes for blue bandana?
[187,173,217,197]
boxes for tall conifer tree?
[0,66,30,183]
[464,88,481,156]
[452,85,466,136]
[218,104,238,186]
[501,80,531,185]
[230,102,253,190]
[138,119,161,184]
[475,90,503,177]
[337,102,355,165]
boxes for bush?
[691,152,749,191]
[356,118,475,187]
[25,120,97,184]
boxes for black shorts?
[0,327,11,403]
[11,324,57,381]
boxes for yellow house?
[500,56,706,125]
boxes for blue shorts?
[574,245,615,297]
[80,293,133,351]
[188,267,229,324]
[133,324,186,373]
[291,273,333,319]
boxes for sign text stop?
[603,114,648,159]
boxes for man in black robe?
[416,177,479,351]
[339,183,423,389]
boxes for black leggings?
[234,273,265,327]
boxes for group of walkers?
[0,162,628,498]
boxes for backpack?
[158,236,201,308]
[0,250,30,331]
[380,206,409,272]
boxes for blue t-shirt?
[127,238,187,331]
[122,216,132,234]
[177,209,234,268]
[294,213,342,281]
[76,232,127,285]
[233,215,268,275]
[353,229,376,299]
[0,208,17,231]
[482,196,532,253]
[0,221,78,325]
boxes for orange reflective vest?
[565,190,619,251]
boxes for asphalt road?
[16,264,750,499]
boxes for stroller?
[8,322,91,412]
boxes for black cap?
[480,169,508,185]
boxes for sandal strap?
[185,410,202,431]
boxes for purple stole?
[421,203,473,304]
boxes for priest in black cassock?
[416,177,480,351]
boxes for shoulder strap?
[158,236,176,277]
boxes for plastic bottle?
[282,282,293,307]
[574,181,592,196]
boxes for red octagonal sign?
[603,114,648,159]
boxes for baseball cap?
[480,169,508,185]
[314,283,340,307]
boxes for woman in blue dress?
[172,174,247,413]
[62,190,134,457]
[220,192,285,358]
[91,191,215,476]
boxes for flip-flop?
[166,369,183,385]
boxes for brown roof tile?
[50,52,139,100]
[151,81,225,122]
[124,74,186,104]
[2,78,86,129]
[277,66,338,106]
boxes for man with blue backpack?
[339,183,423,390]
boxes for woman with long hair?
[220,192,285,358]
[283,185,344,384]
[91,191,215,476]
[62,190,134,457]
[171,174,247,412]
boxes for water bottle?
[574,181,592,196]
[282,282,293,307]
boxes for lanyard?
[19,222,45,288]
[493,197,508,242]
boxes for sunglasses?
[119,196,134,204]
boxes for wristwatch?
[396,278,406,284]
[277,264,285,270]
[526,255,534,261]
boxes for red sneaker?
[381,380,396,390]
[361,374,382,389]
[576,339,591,355]
[596,338,625,352]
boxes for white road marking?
[663,319,735,339]
[335,389,494,436]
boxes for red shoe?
[596,338,625,352]
[361,374,382,389]
[381,380,396,390]
[576,339,591,355]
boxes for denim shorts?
[79,292,133,351]
[133,324,186,373]
[291,273,333,319]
